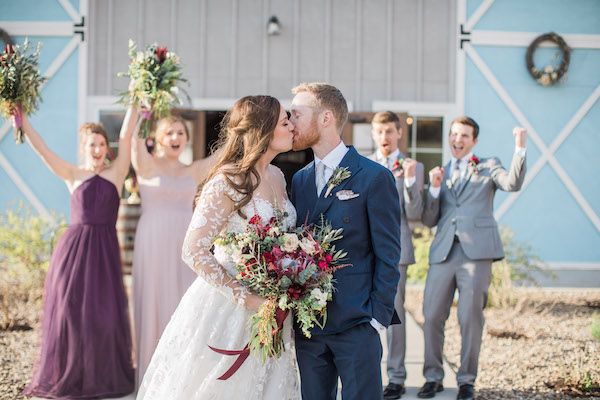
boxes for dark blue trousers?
[295,323,383,400]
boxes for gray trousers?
[386,264,408,385]
[422,241,492,386]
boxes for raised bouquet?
[213,212,349,362]
[118,40,187,137]
[0,40,45,144]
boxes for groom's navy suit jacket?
[291,146,402,335]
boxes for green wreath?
[526,32,571,86]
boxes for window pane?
[416,117,443,149]
[99,111,125,150]
[353,123,375,156]
[415,152,443,185]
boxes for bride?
[137,95,300,399]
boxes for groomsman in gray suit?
[417,117,527,400]
[368,111,424,399]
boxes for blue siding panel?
[0,35,78,218]
[466,0,600,264]
[473,0,600,34]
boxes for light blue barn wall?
[465,0,600,264]
[0,1,80,219]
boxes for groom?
[289,82,402,400]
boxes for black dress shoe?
[457,384,474,400]
[383,382,406,399]
[417,381,444,398]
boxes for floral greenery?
[0,205,66,330]
[213,212,348,362]
[526,32,571,87]
[117,40,188,137]
[407,225,547,308]
[0,40,46,144]
[407,226,434,283]
[325,167,351,197]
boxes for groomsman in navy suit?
[417,117,527,400]
[368,111,424,399]
[290,83,402,400]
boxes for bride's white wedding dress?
[137,172,300,400]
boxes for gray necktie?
[451,159,462,191]
[316,161,327,195]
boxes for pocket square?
[336,190,359,200]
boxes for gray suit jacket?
[422,153,526,264]
[369,152,424,265]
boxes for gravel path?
[2,288,599,399]
[405,287,600,400]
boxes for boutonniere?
[325,167,351,197]
[468,155,480,174]
[391,157,405,178]
[392,157,404,172]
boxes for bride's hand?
[245,293,267,312]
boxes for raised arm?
[111,106,139,182]
[403,159,424,221]
[182,174,261,310]
[422,166,443,228]
[491,127,527,192]
[130,114,155,178]
[190,149,220,184]
[20,114,77,182]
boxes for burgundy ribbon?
[208,344,251,380]
[208,307,289,380]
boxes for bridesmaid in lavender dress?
[131,116,217,385]
[20,107,139,398]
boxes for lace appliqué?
[182,174,250,307]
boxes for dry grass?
[405,286,600,400]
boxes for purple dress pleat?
[24,175,134,399]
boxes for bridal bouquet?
[213,212,349,362]
[0,40,45,144]
[118,40,187,137]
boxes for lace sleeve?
[181,174,250,307]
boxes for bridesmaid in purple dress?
[131,116,217,385]
[20,107,139,399]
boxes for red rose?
[318,260,329,271]
[155,46,168,63]
[392,159,403,171]
[325,254,333,263]
[287,284,303,300]
[262,251,275,263]
[249,215,262,225]
[470,155,480,165]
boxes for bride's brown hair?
[193,95,281,215]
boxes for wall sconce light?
[267,15,281,36]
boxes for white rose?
[310,288,328,308]
[281,233,300,252]
[268,226,281,237]
[299,237,316,255]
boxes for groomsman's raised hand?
[429,166,444,188]
[513,126,527,148]
[403,158,417,179]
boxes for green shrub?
[407,226,433,283]
[0,204,66,330]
